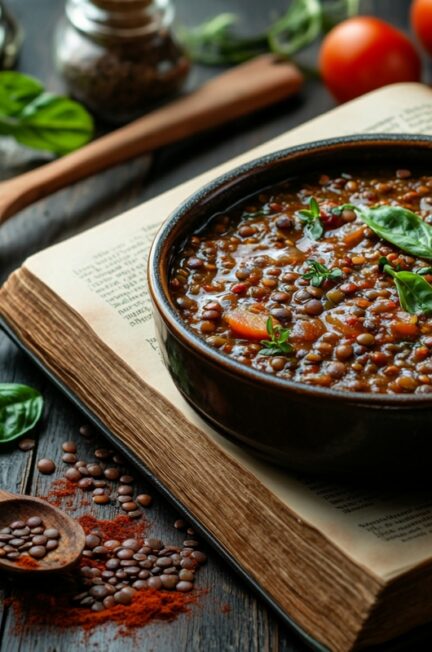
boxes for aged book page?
[22,83,432,580]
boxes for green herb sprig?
[0,383,43,443]
[0,72,94,154]
[343,203,432,260]
[302,259,343,287]
[380,260,432,315]
[297,197,324,240]
[179,0,359,66]
[260,317,293,356]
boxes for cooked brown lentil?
[170,169,432,394]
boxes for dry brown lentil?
[37,459,56,475]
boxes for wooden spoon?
[0,54,303,224]
[0,489,85,574]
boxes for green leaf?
[260,317,293,355]
[305,219,324,240]
[0,72,43,116]
[11,94,93,154]
[303,259,343,287]
[298,197,324,240]
[268,0,322,58]
[179,0,359,65]
[0,384,43,443]
[178,13,268,65]
[0,72,94,154]
[345,203,432,260]
[321,0,360,32]
[383,265,432,315]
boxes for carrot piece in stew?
[225,310,275,340]
[344,227,365,248]
[390,321,419,339]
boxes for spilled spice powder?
[76,515,147,573]
[10,589,197,635]
[78,514,146,541]
[9,514,202,639]
[45,478,76,506]
[15,557,39,570]
[45,478,90,509]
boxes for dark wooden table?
[1,1,429,650]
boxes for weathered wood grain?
[1,0,429,650]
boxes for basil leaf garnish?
[302,259,343,287]
[0,384,43,443]
[344,203,432,259]
[383,265,432,315]
[260,317,293,355]
[298,197,324,240]
[0,72,94,154]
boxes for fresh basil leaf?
[0,72,43,116]
[0,72,94,154]
[0,384,43,443]
[298,198,324,240]
[7,94,94,154]
[345,203,432,260]
[309,197,320,217]
[304,219,324,240]
[383,265,432,315]
[303,259,342,286]
[260,317,293,355]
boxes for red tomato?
[411,0,432,55]
[319,17,421,103]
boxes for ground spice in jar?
[55,0,190,122]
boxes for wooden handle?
[0,489,15,501]
[0,55,302,224]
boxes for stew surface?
[170,169,432,394]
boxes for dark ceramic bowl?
[148,135,432,475]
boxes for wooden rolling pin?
[0,55,303,225]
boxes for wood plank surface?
[0,0,430,650]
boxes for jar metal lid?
[66,0,174,40]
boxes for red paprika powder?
[8,513,203,639]
[78,514,146,541]
[10,588,198,636]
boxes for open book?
[2,82,432,652]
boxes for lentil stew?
[170,167,432,395]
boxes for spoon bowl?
[0,489,85,574]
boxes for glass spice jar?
[54,0,190,123]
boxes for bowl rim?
[148,133,432,407]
